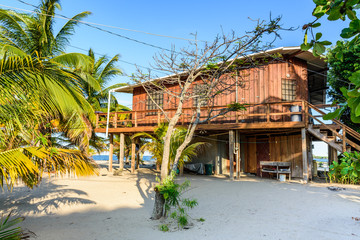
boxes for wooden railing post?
[96,114,99,128]
[343,127,347,152]
[134,111,138,127]
[304,101,308,128]
[266,104,270,122]
[114,113,117,128]
[301,101,305,126]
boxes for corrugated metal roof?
[113,46,326,94]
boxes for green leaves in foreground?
[328,151,360,184]
[0,212,34,240]
[325,70,360,123]
[0,147,98,190]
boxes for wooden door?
[256,137,270,176]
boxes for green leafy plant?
[158,224,169,232]
[328,151,360,184]
[155,171,198,229]
[0,212,34,240]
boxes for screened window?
[146,91,163,115]
[193,84,208,107]
[282,79,296,101]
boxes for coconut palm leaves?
[83,49,128,112]
[0,211,34,239]
[0,0,100,189]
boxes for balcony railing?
[96,100,309,130]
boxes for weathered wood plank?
[302,128,308,183]
[229,130,234,180]
[119,133,125,171]
[131,138,136,173]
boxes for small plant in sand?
[158,224,169,232]
[155,171,198,230]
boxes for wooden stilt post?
[119,133,125,171]
[301,128,308,183]
[308,136,313,181]
[229,130,234,180]
[109,133,114,172]
[131,138,136,173]
[236,130,241,179]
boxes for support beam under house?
[229,130,234,180]
[131,138,136,173]
[119,133,125,171]
[302,128,309,183]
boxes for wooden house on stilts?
[95,46,360,182]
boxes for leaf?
[314,42,326,54]
[350,19,360,32]
[349,71,360,86]
[312,22,321,28]
[335,51,344,61]
[316,32,322,40]
[301,43,312,51]
[313,5,326,17]
[350,111,360,122]
[327,8,342,21]
[340,87,349,98]
[163,192,169,199]
[320,40,332,45]
[341,167,349,176]
[341,28,357,38]
[346,9,357,20]
[323,108,342,120]
[347,89,360,97]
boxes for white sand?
[1,169,360,240]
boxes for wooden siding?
[244,134,303,178]
[132,58,308,124]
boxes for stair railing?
[305,101,360,151]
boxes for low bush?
[328,151,360,184]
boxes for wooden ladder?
[305,101,360,152]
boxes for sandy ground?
[1,167,360,240]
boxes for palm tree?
[133,124,208,170]
[0,1,99,190]
[84,49,130,113]
[0,0,100,152]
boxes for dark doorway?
[256,137,270,176]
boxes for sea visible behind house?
[92,155,154,162]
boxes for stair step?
[307,127,343,152]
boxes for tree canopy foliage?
[303,0,360,123]
[0,0,101,189]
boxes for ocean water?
[92,155,154,162]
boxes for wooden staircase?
[306,102,360,153]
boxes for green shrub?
[328,151,360,184]
[159,224,169,232]
[155,171,198,229]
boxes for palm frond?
[54,11,91,53]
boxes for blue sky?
[3,0,349,109]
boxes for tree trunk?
[151,191,165,220]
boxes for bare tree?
[133,16,286,219]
